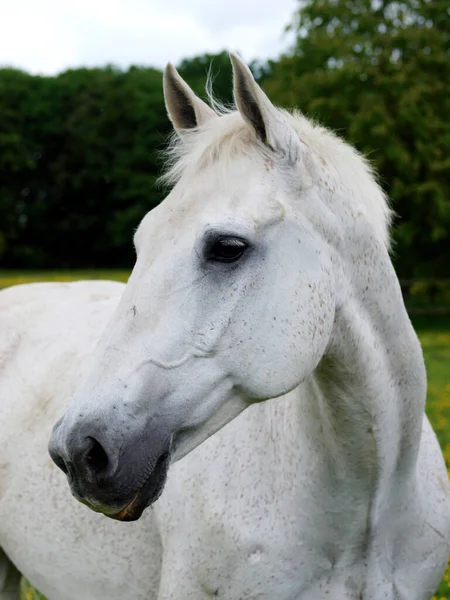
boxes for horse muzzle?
[48,413,172,521]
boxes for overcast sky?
[0,0,297,75]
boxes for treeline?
[0,0,449,277]
[0,65,170,268]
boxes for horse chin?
[108,449,171,522]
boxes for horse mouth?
[109,450,171,522]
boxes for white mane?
[161,102,393,249]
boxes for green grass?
[415,322,450,599]
[20,578,45,600]
[0,272,446,600]
[0,269,130,290]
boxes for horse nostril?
[53,452,69,475]
[85,437,109,473]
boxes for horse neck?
[276,228,426,507]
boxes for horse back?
[0,280,124,454]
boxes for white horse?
[2,53,449,600]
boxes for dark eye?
[207,237,248,263]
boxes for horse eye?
[207,237,248,263]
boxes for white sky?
[0,0,297,74]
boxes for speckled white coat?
[1,55,449,600]
[0,282,162,600]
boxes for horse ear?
[230,52,300,161]
[163,63,217,135]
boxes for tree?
[0,52,239,269]
[0,66,170,268]
[177,51,235,106]
[264,0,450,277]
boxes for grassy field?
[0,272,447,599]
[419,323,450,600]
[0,269,130,289]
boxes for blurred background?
[0,0,449,597]
[1,1,449,288]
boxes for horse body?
[0,282,162,600]
[1,279,447,599]
[1,54,449,599]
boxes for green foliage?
[0,65,170,268]
[0,26,448,276]
[177,51,234,106]
[0,51,238,269]
[264,0,450,277]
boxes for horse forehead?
[138,158,287,247]
[162,165,283,228]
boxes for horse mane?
[161,90,393,250]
